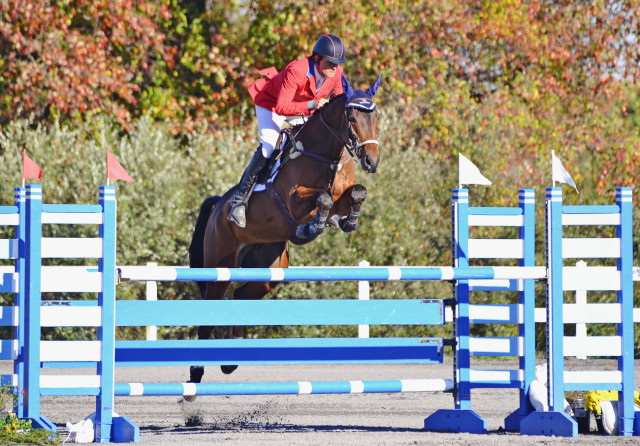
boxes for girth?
[265,182,299,232]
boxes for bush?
[0,106,455,340]
[0,113,251,339]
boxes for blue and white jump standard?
[0,185,139,443]
[521,187,636,436]
[424,189,537,433]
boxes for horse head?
[342,74,382,174]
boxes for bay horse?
[187,74,381,387]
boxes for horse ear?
[365,74,382,97]
[342,74,355,101]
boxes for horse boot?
[227,144,269,228]
[295,192,334,241]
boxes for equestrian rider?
[227,34,346,228]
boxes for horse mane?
[275,93,351,161]
[287,93,346,133]
[317,92,346,113]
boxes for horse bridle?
[319,100,379,160]
[270,97,378,187]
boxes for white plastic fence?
[142,261,640,343]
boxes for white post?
[575,260,587,360]
[358,260,370,338]
[146,262,158,341]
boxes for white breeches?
[255,105,306,158]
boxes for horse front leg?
[294,190,334,242]
[338,184,367,233]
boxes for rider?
[227,34,346,228]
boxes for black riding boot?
[228,145,269,228]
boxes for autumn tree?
[1,0,639,177]
[0,0,175,130]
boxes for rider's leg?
[227,145,269,228]
[227,105,282,228]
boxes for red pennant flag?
[106,149,135,182]
[22,149,43,180]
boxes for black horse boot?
[228,145,269,228]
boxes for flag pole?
[106,148,110,186]
[551,150,556,187]
[458,153,462,189]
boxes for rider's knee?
[261,144,275,158]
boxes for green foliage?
[2,0,640,142]
[0,386,58,444]
[0,0,173,129]
[0,412,31,433]
[0,421,59,444]
[0,385,15,414]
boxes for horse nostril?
[363,155,377,173]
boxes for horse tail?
[189,195,220,298]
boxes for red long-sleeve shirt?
[249,56,344,116]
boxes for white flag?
[458,153,492,189]
[551,150,578,194]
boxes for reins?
[269,96,350,183]
[276,97,378,170]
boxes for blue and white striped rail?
[118,265,547,282]
[111,379,454,397]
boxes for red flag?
[106,149,135,182]
[22,149,43,180]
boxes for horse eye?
[348,115,357,123]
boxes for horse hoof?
[189,365,204,383]
[295,225,310,239]
[220,365,238,374]
[296,224,323,240]
[326,214,340,227]
[339,220,358,233]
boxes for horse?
[187,74,382,386]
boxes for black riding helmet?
[312,35,346,65]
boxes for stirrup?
[228,201,247,228]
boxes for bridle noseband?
[346,119,378,160]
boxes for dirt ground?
[7,358,638,445]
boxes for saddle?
[254,126,298,188]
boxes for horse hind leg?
[185,280,231,401]
[339,184,367,233]
[221,242,290,375]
